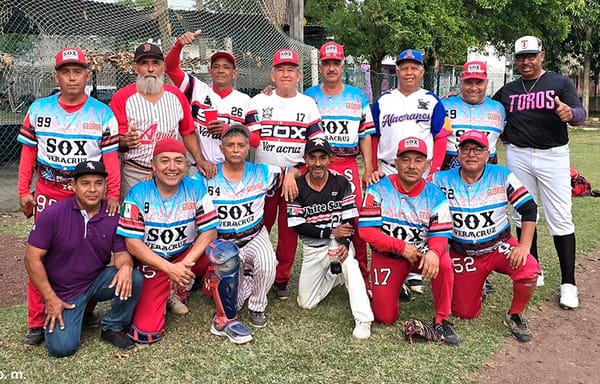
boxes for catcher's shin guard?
[205,240,242,328]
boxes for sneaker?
[504,312,533,342]
[560,283,579,309]
[167,293,189,315]
[272,282,290,300]
[23,327,44,346]
[484,279,496,295]
[352,320,371,339]
[210,318,253,344]
[248,310,267,328]
[83,312,100,328]
[407,276,424,294]
[433,319,461,346]
[537,271,545,287]
[399,283,412,302]
[101,329,135,350]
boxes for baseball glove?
[402,319,443,344]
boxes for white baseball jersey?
[247,93,323,167]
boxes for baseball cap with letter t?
[515,36,542,55]
[134,42,164,63]
[73,160,108,179]
[459,130,489,149]
[305,138,332,155]
[273,49,299,66]
[397,137,427,157]
[55,48,88,70]
[319,42,345,61]
[461,61,487,81]
[396,49,424,66]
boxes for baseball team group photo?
[1,0,600,382]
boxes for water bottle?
[328,233,342,274]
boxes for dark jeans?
[45,266,142,357]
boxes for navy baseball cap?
[134,42,164,63]
[73,161,108,179]
[396,49,424,66]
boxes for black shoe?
[23,327,44,345]
[83,312,100,328]
[434,319,461,346]
[504,313,533,342]
[248,310,267,328]
[484,279,496,295]
[399,283,412,302]
[101,329,135,350]
[272,283,290,300]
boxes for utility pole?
[289,0,304,42]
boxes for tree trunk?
[583,26,591,118]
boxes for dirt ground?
[1,212,598,383]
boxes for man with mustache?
[110,43,207,200]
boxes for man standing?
[198,124,299,327]
[118,138,252,344]
[493,36,587,308]
[304,41,374,291]
[359,137,460,346]
[441,61,505,170]
[165,31,255,164]
[18,48,121,345]
[110,42,209,198]
[433,130,540,342]
[247,49,323,299]
[24,160,142,357]
[288,138,373,339]
[371,49,452,293]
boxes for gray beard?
[136,75,164,94]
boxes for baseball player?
[110,42,208,199]
[441,61,505,170]
[165,31,255,165]
[433,130,540,342]
[359,137,460,346]
[194,124,300,327]
[117,138,252,344]
[246,49,324,299]
[303,41,374,292]
[371,49,452,294]
[493,36,587,309]
[287,138,373,339]
[17,48,121,346]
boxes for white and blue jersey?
[441,96,505,164]
[196,162,281,246]
[18,93,119,183]
[359,175,452,254]
[432,164,534,250]
[117,177,219,259]
[304,84,375,157]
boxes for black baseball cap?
[73,161,108,179]
[134,42,164,63]
[305,138,332,155]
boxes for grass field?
[1,129,599,383]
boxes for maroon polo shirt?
[28,197,126,302]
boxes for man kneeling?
[288,138,374,339]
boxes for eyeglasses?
[458,146,486,155]
[515,53,539,62]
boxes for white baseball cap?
[515,36,542,55]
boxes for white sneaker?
[559,283,579,309]
[536,271,545,287]
[352,320,371,339]
[167,293,190,315]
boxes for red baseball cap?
[273,49,299,66]
[397,137,427,157]
[459,130,489,148]
[319,42,344,61]
[211,51,236,68]
[55,48,88,70]
[153,138,186,156]
[461,61,487,81]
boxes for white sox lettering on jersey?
[247,93,323,167]
[433,164,534,246]
[117,177,219,259]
